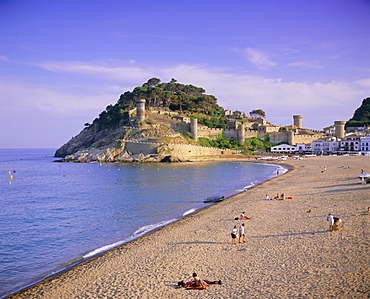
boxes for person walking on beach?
[327,213,334,231]
[238,223,246,243]
[231,225,237,244]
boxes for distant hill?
[346,97,370,128]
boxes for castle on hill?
[133,99,344,147]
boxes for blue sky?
[1,0,369,148]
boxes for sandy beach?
[7,156,370,299]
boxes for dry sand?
[7,156,370,298]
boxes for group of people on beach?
[265,193,285,200]
[230,211,255,244]
[231,223,246,244]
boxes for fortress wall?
[270,132,325,145]
[245,131,258,139]
[197,127,223,139]
[270,132,289,145]
[222,129,239,140]
[124,141,240,157]
[293,133,324,145]
[125,141,160,155]
[168,144,239,157]
[196,128,257,142]
[172,122,190,133]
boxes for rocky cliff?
[54,114,192,163]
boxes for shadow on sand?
[252,230,328,238]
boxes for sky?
[1,0,370,148]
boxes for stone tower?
[287,130,295,145]
[237,123,245,144]
[135,99,146,122]
[190,118,198,141]
[293,115,302,128]
[334,121,346,139]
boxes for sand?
[7,156,370,299]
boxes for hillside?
[54,78,224,159]
[346,97,370,128]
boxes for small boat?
[358,173,370,184]
[203,196,225,203]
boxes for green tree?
[145,77,161,87]
[249,109,266,118]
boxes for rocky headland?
[54,112,196,163]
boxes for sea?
[0,148,287,297]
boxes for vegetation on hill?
[198,134,271,155]
[92,78,226,131]
[249,109,266,118]
[346,97,370,128]
[118,77,224,115]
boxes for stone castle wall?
[270,131,325,145]
[125,140,240,157]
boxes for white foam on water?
[83,218,178,259]
[183,208,196,216]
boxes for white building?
[312,137,340,154]
[360,135,370,155]
[339,134,362,153]
[271,144,296,153]
[271,143,311,153]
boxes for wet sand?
[7,156,370,298]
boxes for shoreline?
[6,156,370,298]
[4,160,289,298]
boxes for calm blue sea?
[0,148,286,297]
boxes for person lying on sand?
[239,212,252,220]
[178,273,221,289]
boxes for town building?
[339,134,362,153]
[312,137,340,154]
[270,143,311,153]
[360,135,370,156]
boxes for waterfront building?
[270,143,311,153]
[312,137,340,154]
[360,135,370,155]
[339,134,362,153]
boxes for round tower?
[135,99,146,122]
[190,118,198,141]
[287,130,295,145]
[293,115,302,128]
[237,123,245,144]
[334,121,346,139]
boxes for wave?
[183,208,196,216]
[243,182,255,190]
[83,218,177,259]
